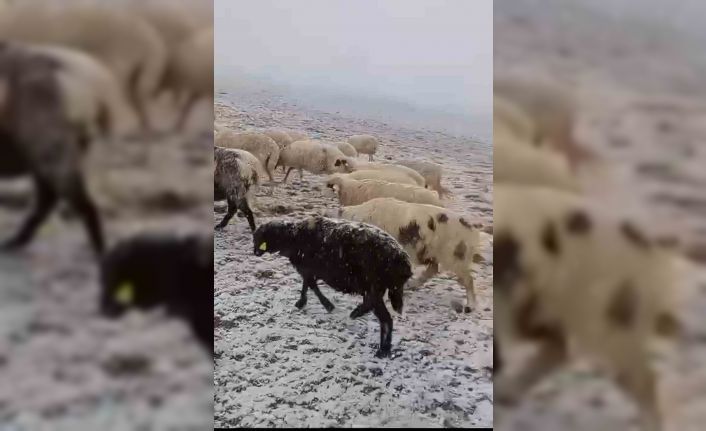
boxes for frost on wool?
[100,230,215,354]
[214,146,257,231]
[0,42,104,255]
[252,216,412,358]
[493,184,680,431]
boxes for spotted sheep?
[337,197,482,313]
[325,174,442,207]
[100,230,214,354]
[0,42,138,255]
[252,216,412,358]
[494,184,680,431]
[214,146,258,232]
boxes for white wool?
[351,161,426,187]
[215,130,280,182]
[347,134,379,160]
[326,175,441,207]
[335,141,358,157]
[278,140,352,182]
[343,169,420,187]
[339,197,480,311]
[397,159,450,198]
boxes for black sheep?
[0,43,104,255]
[214,146,256,232]
[253,216,412,358]
[99,231,214,354]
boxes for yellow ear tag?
[259,242,267,251]
[115,282,135,305]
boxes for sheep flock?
[214,91,493,427]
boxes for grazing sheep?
[0,42,140,255]
[335,141,358,158]
[284,130,308,141]
[494,138,581,193]
[0,1,168,130]
[343,169,420,187]
[100,231,214,354]
[162,26,213,129]
[397,159,451,198]
[338,197,481,312]
[494,184,680,431]
[325,175,442,207]
[351,161,426,187]
[253,216,412,358]
[214,147,257,231]
[278,140,353,183]
[215,130,280,182]
[348,134,379,161]
[494,77,594,168]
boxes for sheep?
[0,42,141,255]
[343,169,421,187]
[494,137,581,193]
[348,134,379,161]
[263,129,294,151]
[214,147,257,232]
[338,197,481,312]
[0,1,168,131]
[284,130,308,141]
[335,141,358,157]
[493,184,680,431]
[252,216,412,358]
[351,161,426,187]
[397,159,451,198]
[277,140,353,183]
[99,230,214,354]
[325,175,442,207]
[162,26,213,130]
[215,130,280,182]
[494,77,595,169]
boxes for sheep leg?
[283,167,294,184]
[66,175,105,256]
[308,280,335,312]
[350,293,373,318]
[295,278,310,309]
[1,177,57,250]
[372,299,393,358]
[495,336,567,405]
[610,344,662,431]
[298,168,303,181]
[459,271,476,313]
[215,198,238,230]
[174,93,198,132]
[239,199,256,232]
[368,153,373,162]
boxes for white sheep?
[494,138,581,193]
[494,184,680,431]
[343,169,420,187]
[494,76,594,168]
[0,1,168,130]
[263,129,293,151]
[397,159,451,198]
[325,175,442,207]
[338,197,481,312]
[348,134,379,161]
[351,161,426,187]
[284,130,308,141]
[277,140,352,183]
[163,25,213,129]
[215,130,280,182]
[335,141,358,158]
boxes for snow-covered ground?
[496,1,706,430]
[0,100,214,430]
[213,91,493,428]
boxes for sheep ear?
[115,281,135,305]
[259,241,267,251]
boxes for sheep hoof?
[324,302,335,313]
[214,224,225,231]
[464,306,472,314]
[375,348,391,358]
[294,299,306,309]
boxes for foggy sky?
[215,0,492,122]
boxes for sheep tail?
[388,285,404,314]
